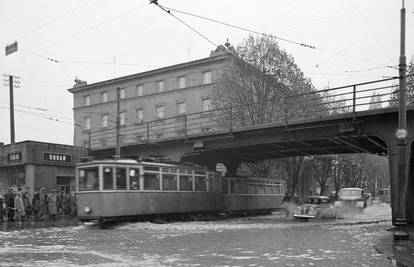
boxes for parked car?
[293,196,332,220]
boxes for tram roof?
[76,158,209,170]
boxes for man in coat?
[47,190,57,220]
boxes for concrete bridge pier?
[387,137,414,230]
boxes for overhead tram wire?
[351,0,394,65]
[13,0,93,41]
[0,3,149,71]
[0,105,79,127]
[150,1,395,69]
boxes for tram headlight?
[84,206,92,214]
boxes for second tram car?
[76,158,286,221]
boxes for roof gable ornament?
[210,39,235,57]
[73,76,87,88]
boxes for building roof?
[67,52,233,93]
[0,140,82,149]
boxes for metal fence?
[89,77,401,149]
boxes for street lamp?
[394,0,409,241]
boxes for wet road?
[0,206,396,267]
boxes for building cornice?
[68,53,231,93]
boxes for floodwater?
[0,205,397,266]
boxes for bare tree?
[311,156,333,196]
[214,35,319,127]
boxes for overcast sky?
[0,0,413,146]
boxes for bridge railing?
[88,77,401,149]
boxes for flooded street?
[0,205,396,267]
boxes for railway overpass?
[89,78,414,227]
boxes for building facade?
[0,141,86,195]
[68,46,234,152]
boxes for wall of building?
[0,141,86,195]
[70,52,232,150]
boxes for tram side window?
[194,176,207,191]
[265,183,273,194]
[144,172,160,190]
[222,180,229,194]
[179,174,193,191]
[248,182,256,194]
[78,167,99,191]
[273,184,281,194]
[129,168,140,190]
[162,173,177,191]
[116,167,127,190]
[103,167,114,190]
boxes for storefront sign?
[43,153,71,163]
[7,152,22,162]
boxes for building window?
[84,117,90,131]
[136,109,144,124]
[120,88,126,99]
[201,98,212,112]
[84,95,90,106]
[156,105,165,119]
[202,71,212,85]
[156,80,164,93]
[101,92,108,103]
[120,112,126,126]
[101,114,109,128]
[136,85,143,96]
[177,76,186,89]
[177,102,186,115]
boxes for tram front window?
[116,167,127,190]
[103,166,114,190]
[78,167,99,191]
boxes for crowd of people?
[0,187,76,224]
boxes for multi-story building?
[68,44,234,152]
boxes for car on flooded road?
[293,196,333,220]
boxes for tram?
[75,157,286,221]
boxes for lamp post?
[394,0,408,240]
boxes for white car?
[293,196,332,219]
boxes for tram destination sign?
[43,153,72,163]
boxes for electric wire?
[13,0,93,41]
[151,2,394,68]
[0,3,149,71]
[0,105,79,127]
[351,0,394,64]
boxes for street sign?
[5,41,18,56]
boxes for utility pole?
[115,87,121,158]
[9,75,15,144]
[394,0,408,240]
[2,74,21,144]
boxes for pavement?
[375,230,414,267]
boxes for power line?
[0,3,149,71]
[151,2,395,68]
[0,105,79,127]
[13,0,93,41]
[351,0,393,65]
[58,60,163,68]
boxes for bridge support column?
[388,139,413,232]
[223,160,241,177]
[406,142,414,225]
[389,143,402,225]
